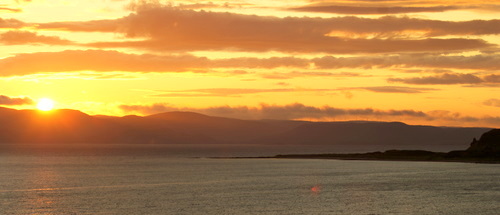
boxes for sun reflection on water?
[22,158,61,214]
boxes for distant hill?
[261,121,489,151]
[0,107,491,152]
[0,108,294,145]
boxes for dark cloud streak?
[289,5,465,14]
[388,73,500,85]
[313,54,500,70]
[0,95,34,105]
[119,103,428,120]
[342,86,437,93]
[0,31,73,45]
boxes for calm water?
[0,145,498,214]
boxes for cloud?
[213,57,309,69]
[120,103,175,115]
[18,71,142,80]
[483,74,500,83]
[0,50,317,76]
[275,82,289,86]
[0,31,73,45]
[388,73,500,85]
[0,18,25,28]
[152,86,434,98]
[88,32,489,55]
[289,5,465,14]
[0,95,34,105]
[174,2,222,10]
[3,49,500,77]
[0,7,22,13]
[35,6,496,53]
[392,69,454,74]
[118,103,500,126]
[0,50,211,76]
[313,54,500,70]
[39,6,500,37]
[260,71,362,79]
[424,110,500,126]
[119,102,428,120]
[36,19,120,32]
[174,2,248,10]
[342,86,437,93]
[152,88,335,97]
[484,99,500,108]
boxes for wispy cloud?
[0,95,34,105]
[289,5,466,14]
[484,99,500,108]
[3,49,500,77]
[313,54,500,70]
[0,6,22,13]
[388,73,500,85]
[0,50,313,77]
[0,50,210,76]
[119,103,428,119]
[35,19,119,32]
[259,71,362,79]
[0,31,73,45]
[172,2,249,10]
[152,86,437,98]
[341,86,437,93]
[152,88,335,97]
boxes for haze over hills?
[0,107,491,152]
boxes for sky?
[0,0,499,127]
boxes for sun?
[37,98,55,111]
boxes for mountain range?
[0,107,491,152]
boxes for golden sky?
[1,0,499,127]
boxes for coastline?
[211,150,500,164]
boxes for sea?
[0,144,498,215]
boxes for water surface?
[0,145,498,214]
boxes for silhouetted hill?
[262,121,489,151]
[0,108,289,145]
[0,107,491,152]
[467,129,500,154]
[142,111,285,143]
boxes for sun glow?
[37,98,55,111]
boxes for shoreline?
[210,150,500,164]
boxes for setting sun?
[37,98,55,111]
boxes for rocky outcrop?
[467,129,500,155]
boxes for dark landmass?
[256,129,500,163]
[0,107,491,152]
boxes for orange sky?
[1,0,499,127]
